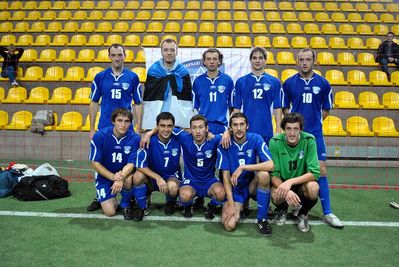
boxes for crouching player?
[89,108,141,219]
[217,113,274,235]
[132,112,182,221]
[269,113,320,232]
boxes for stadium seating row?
[334,91,399,110]
[1,1,398,13]
[1,20,398,36]
[2,9,399,23]
[1,110,397,137]
[0,33,394,51]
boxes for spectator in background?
[0,46,24,87]
[376,32,399,81]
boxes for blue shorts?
[208,121,227,135]
[232,186,250,204]
[149,174,181,192]
[312,132,327,161]
[95,177,116,203]
[180,177,221,198]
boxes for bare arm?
[282,108,290,116]
[322,109,330,120]
[231,160,274,186]
[91,161,117,181]
[274,108,282,134]
[138,167,167,193]
[89,101,99,139]
[133,103,143,133]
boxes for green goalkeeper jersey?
[269,132,320,181]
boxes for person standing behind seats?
[87,43,143,212]
[0,46,24,87]
[376,31,399,81]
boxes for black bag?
[13,175,71,201]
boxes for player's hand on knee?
[114,171,125,181]
[231,167,243,186]
[285,190,300,206]
[111,180,123,194]
[157,179,168,193]
[223,203,236,223]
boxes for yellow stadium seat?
[112,22,129,33]
[71,87,91,105]
[309,2,323,11]
[216,1,230,10]
[325,70,347,85]
[281,69,298,83]
[371,3,385,13]
[233,1,246,10]
[142,35,159,47]
[315,12,331,23]
[110,1,125,10]
[323,116,347,136]
[374,24,389,36]
[356,24,373,35]
[358,53,379,67]
[80,1,95,10]
[282,12,298,22]
[383,92,399,109]
[216,36,233,48]
[369,71,392,86]
[66,1,80,10]
[126,1,140,10]
[273,36,290,48]
[168,11,183,21]
[19,48,37,62]
[390,71,399,86]
[95,22,112,33]
[235,36,252,48]
[266,12,281,22]
[84,67,104,82]
[42,66,64,82]
[331,12,347,23]
[310,37,328,49]
[279,1,293,11]
[10,11,26,21]
[81,113,99,132]
[381,14,395,24]
[277,52,296,65]
[72,11,88,20]
[286,23,303,34]
[171,1,185,10]
[304,23,321,34]
[37,1,52,10]
[372,117,399,137]
[337,52,356,66]
[391,25,399,35]
[298,12,313,22]
[20,66,43,81]
[22,1,36,10]
[201,11,215,21]
[124,50,134,63]
[87,35,105,46]
[346,116,374,137]
[182,22,198,33]
[130,22,146,33]
[291,36,308,48]
[254,36,271,48]
[55,112,83,131]
[76,49,95,63]
[197,35,214,47]
[340,3,355,12]
[36,48,56,62]
[339,24,356,35]
[233,11,248,21]
[155,0,169,10]
[263,1,277,11]
[264,68,278,79]
[124,35,140,47]
[356,3,370,12]
[132,67,147,83]
[202,1,215,10]
[152,11,167,21]
[179,35,196,47]
[200,22,215,33]
[366,37,382,50]
[78,22,95,33]
[347,37,366,50]
[0,11,10,21]
[186,1,200,10]
[63,66,85,82]
[322,24,338,35]
[14,22,29,33]
[269,23,285,34]
[16,34,33,46]
[40,10,56,21]
[105,35,123,46]
[24,87,49,104]
[348,13,364,23]
[0,34,16,46]
[4,111,32,130]
[325,2,339,12]
[235,22,250,34]
[329,37,347,49]
[120,11,135,20]
[347,70,370,86]
[69,34,86,46]
[95,49,109,63]
[165,22,180,33]
[62,22,79,33]
[266,51,275,65]
[252,23,268,34]
[56,11,72,20]
[334,91,359,109]
[359,91,384,109]
[0,110,8,129]
[250,11,265,21]
[0,22,13,33]
[55,49,76,62]
[136,11,151,21]
[2,86,27,104]
[47,87,72,104]
[184,11,199,20]
[50,34,68,46]
[95,1,110,10]
[218,11,232,21]
[0,87,4,102]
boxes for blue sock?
[209,198,223,207]
[166,194,177,203]
[256,188,271,221]
[318,176,332,215]
[179,198,193,207]
[120,188,133,209]
[133,184,148,209]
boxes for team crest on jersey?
[263,83,271,91]
[122,83,129,90]
[312,86,321,94]
[171,148,179,157]
[123,146,131,154]
[218,85,225,93]
[204,150,212,158]
[246,149,253,157]
[299,150,304,159]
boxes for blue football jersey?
[174,130,222,183]
[135,135,182,180]
[282,73,333,134]
[89,126,141,181]
[192,72,234,127]
[217,133,272,188]
[90,68,142,130]
[233,73,282,140]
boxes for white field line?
[0,210,398,227]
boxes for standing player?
[269,113,320,232]
[87,43,143,212]
[89,108,141,219]
[218,113,274,235]
[132,112,182,221]
[282,48,343,228]
[192,48,234,135]
[233,46,282,145]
